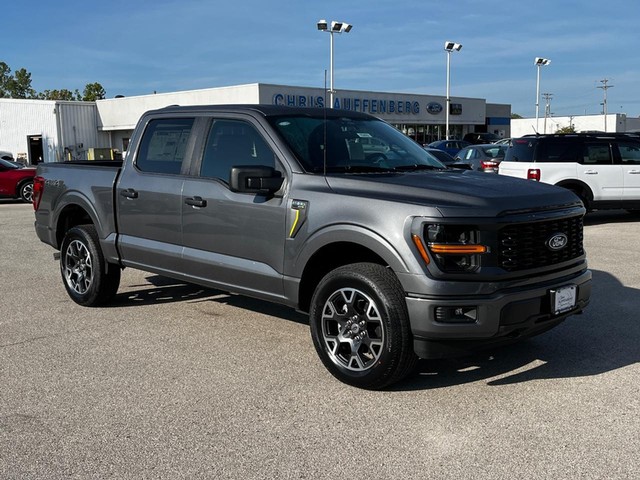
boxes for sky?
[4,0,640,118]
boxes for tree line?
[0,61,106,101]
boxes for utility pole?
[542,93,553,134]
[597,79,613,132]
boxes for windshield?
[0,158,20,169]
[268,115,446,173]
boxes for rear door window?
[582,143,612,165]
[537,139,581,163]
[136,118,195,174]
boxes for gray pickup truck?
[33,105,591,389]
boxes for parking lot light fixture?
[534,57,551,132]
[444,41,462,140]
[317,19,353,108]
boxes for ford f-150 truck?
[33,105,591,389]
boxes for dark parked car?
[453,144,508,173]
[463,132,501,145]
[0,158,36,202]
[427,139,470,156]
[423,147,457,167]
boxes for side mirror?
[229,166,284,194]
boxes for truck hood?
[324,169,580,217]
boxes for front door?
[181,117,287,301]
[617,140,640,204]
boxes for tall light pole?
[534,57,551,132]
[444,41,462,140]
[597,78,613,132]
[317,19,353,109]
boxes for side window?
[537,140,581,163]
[201,120,275,183]
[582,143,612,165]
[136,118,194,174]
[617,142,640,165]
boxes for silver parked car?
[453,144,508,173]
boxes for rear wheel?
[564,185,591,211]
[309,263,417,390]
[60,225,121,306]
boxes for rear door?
[577,141,622,202]
[180,116,288,300]
[116,117,197,273]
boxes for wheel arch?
[298,242,388,313]
[294,225,410,313]
[16,177,34,197]
[52,191,113,251]
[555,179,593,208]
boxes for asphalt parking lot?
[1,200,639,479]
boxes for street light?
[444,41,462,140]
[534,57,551,132]
[317,19,353,109]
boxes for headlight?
[424,224,487,273]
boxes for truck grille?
[498,215,584,272]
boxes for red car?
[0,158,36,202]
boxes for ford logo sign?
[426,102,443,115]
[546,233,568,251]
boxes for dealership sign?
[426,102,443,114]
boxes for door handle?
[628,170,640,174]
[120,188,138,199]
[185,196,207,208]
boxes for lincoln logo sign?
[546,233,569,251]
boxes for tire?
[309,263,417,390]
[19,180,34,203]
[565,186,590,212]
[59,225,121,306]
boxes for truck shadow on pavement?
[111,274,308,325]
[582,209,639,226]
[109,270,637,391]
[397,269,639,391]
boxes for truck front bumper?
[404,269,592,359]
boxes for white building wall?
[0,98,58,163]
[96,84,262,131]
[57,102,110,160]
[511,113,630,137]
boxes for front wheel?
[19,180,34,203]
[309,263,417,389]
[60,225,121,306]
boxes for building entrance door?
[27,135,43,165]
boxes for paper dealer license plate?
[551,285,577,314]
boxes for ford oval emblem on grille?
[546,233,568,251]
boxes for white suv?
[498,134,640,212]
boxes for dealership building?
[0,83,511,164]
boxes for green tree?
[7,68,37,98]
[511,113,523,119]
[38,89,81,101]
[0,62,12,98]
[556,125,577,134]
[82,82,106,101]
